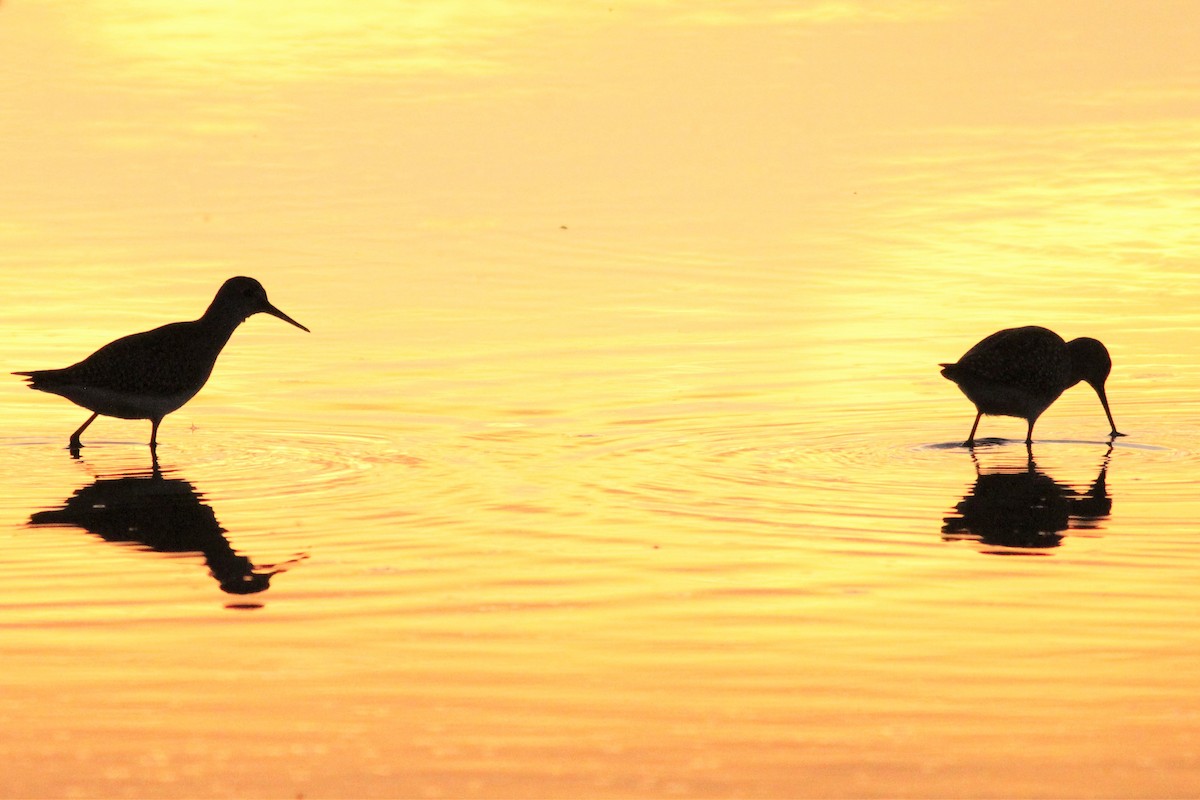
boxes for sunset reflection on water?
[3,1,1200,797]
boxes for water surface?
[2,2,1200,797]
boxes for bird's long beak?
[1092,382,1123,437]
[265,303,310,333]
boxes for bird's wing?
[40,322,208,396]
[955,327,1068,393]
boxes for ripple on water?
[154,428,501,565]
[6,409,1198,613]
[181,429,419,501]
[556,401,1200,562]
[0,429,441,608]
[561,410,957,552]
[10,430,415,506]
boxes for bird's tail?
[13,370,52,390]
[939,362,963,380]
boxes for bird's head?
[1067,337,1121,437]
[212,276,309,332]
[1066,337,1112,391]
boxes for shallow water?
[3,2,1200,797]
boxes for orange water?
[2,2,1200,797]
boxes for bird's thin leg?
[1025,418,1035,445]
[69,412,99,450]
[149,418,161,451]
[964,412,982,447]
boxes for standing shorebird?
[14,276,309,452]
[940,326,1122,446]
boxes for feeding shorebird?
[940,326,1122,446]
[14,276,309,452]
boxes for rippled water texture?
[4,2,1200,797]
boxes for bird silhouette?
[940,326,1121,446]
[15,276,308,452]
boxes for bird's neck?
[198,301,248,334]
[195,308,246,354]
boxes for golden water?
[2,2,1200,797]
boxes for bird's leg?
[1025,418,1035,445]
[69,412,99,450]
[149,418,161,451]
[963,412,982,447]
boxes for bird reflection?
[942,445,1112,550]
[28,463,303,594]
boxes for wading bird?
[14,276,309,452]
[940,325,1121,446]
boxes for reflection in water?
[942,446,1113,550]
[28,464,303,594]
